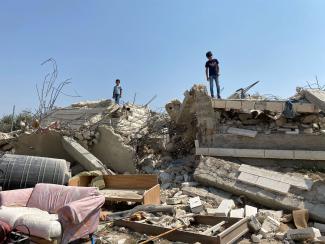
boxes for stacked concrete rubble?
[3,87,325,243]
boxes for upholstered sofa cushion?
[0,206,45,226]
[27,183,99,213]
[0,206,62,240]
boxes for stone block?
[264,150,294,159]
[189,196,203,213]
[249,216,262,232]
[212,99,226,108]
[245,205,258,217]
[256,177,290,194]
[195,147,209,156]
[238,172,259,185]
[215,199,235,217]
[294,150,325,161]
[266,101,284,112]
[225,100,242,110]
[251,234,262,243]
[293,103,317,113]
[230,208,244,218]
[234,149,265,158]
[208,148,235,157]
[254,101,267,110]
[241,100,256,111]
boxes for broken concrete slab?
[260,216,280,236]
[303,88,325,111]
[193,157,325,223]
[91,125,137,174]
[239,164,313,191]
[215,199,235,217]
[287,227,321,241]
[238,172,291,195]
[227,127,258,138]
[62,136,113,174]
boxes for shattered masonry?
[1,85,325,243]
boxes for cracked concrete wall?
[91,125,137,173]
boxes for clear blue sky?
[1,0,325,115]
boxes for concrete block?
[238,172,259,185]
[294,150,325,161]
[227,127,258,138]
[293,103,317,113]
[256,177,290,194]
[254,101,267,110]
[266,101,284,112]
[189,196,203,213]
[215,199,235,217]
[251,234,262,243]
[245,205,258,217]
[195,147,209,155]
[286,227,321,241]
[239,164,313,191]
[260,216,280,236]
[264,149,294,159]
[234,149,265,158]
[212,99,226,109]
[225,100,242,110]
[208,148,235,157]
[249,216,262,232]
[230,208,244,218]
[241,100,256,111]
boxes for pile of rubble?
[1,84,325,243]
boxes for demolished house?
[1,85,325,243]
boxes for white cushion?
[0,206,62,240]
[15,214,62,240]
[0,206,46,226]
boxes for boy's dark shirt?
[205,59,219,76]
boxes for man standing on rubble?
[112,79,122,105]
[205,51,221,98]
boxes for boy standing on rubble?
[112,79,122,105]
[205,51,221,98]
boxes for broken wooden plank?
[115,216,249,244]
